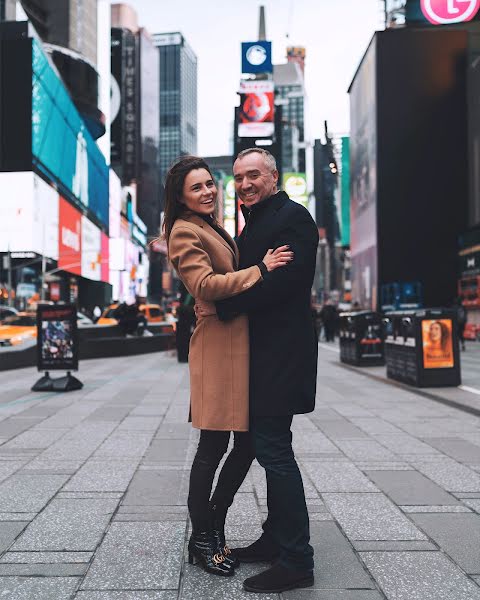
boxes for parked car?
[77,312,94,328]
[0,312,37,346]
[0,306,18,323]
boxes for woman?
[164,156,292,577]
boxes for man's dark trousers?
[251,415,314,571]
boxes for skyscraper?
[274,59,305,173]
[153,32,197,180]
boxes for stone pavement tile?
[122,469,188,506]
[181,560,280,600]
[1,551,92,563]
[422,438,480,464]
[462,498,480,512]
[85,405,134,422]
[0,522,28,552]
[331,404,375,418]
[473,576,480,586]
[93,431,154,459]
[355,462,413,471]
[373,434,441,456]
[21,460,84,474]
[361,551,480,600]
[350,417,404,435]
[226,493,262,527]
[413,457,480,492]
[143,439,190,462]
[455,492,480,498]
[75,593,177,600]
[11,498,118,551]
[81,522,184,590]
[117,416,163,431]
[334,440,397,462]
[303,462,378,493]
[365,470,460,505]
[292,415,319,430]
[39,422,118,460]
[282,592,384,600]
[308,522,376,589]
[0,461,30,484]
[2,428,69,450]
[293,432,341,455]
[323,493,427,541]
[314,419,368,440]
[0,473,68,512]
[0,562,87,575]
[154,423,192,439]
[400,505,471,513]
[410,513,480,573]
[63,460,139,492]
[0,417,43,439]
[0,576,79,599]
[352,540,436,551]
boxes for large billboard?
[58,196,82,276]
[81,216,102,281]
[349,39,378,310]
[32,40,109,229]
[238,80,274,138]
[0,172,58,259]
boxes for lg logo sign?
[421,0,480,24]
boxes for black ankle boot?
[188,531,235,576]
[209,501,240,568]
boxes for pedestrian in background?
[454,297,467,351]
[196,148,319,594]
[320,300,338,342]
[164,156,292,578]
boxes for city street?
[0,346,478,598]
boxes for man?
[198,148,319,593]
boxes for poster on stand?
[36,304,78,371]
[421,318,454,369]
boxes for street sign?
[420,0,480,25]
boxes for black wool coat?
[216,191,319,417]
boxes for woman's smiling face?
[181,168,217,216]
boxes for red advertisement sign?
[101,232,109,283]
[238,80,274,138]
[58,197,82,275]
[421,0,480,24]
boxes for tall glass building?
[153,32,197,180]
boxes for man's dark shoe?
[231,536,280,563]
[243,563,314,593]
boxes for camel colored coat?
[168,213,262,431]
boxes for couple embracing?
[163,148,319,594]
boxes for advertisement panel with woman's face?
[421,319,454,369]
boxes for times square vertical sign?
[111,29,138,185]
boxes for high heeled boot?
[188,530,235,576]
[209,501,240,568]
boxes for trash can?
[383,308,461,387]
[339,311,385,366]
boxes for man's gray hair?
[236,148,277,173]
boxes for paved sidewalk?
[0,346,479,599]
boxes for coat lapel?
[178,213,238,268]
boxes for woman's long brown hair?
[161,155,216,248]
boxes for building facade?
[153,32,197,179]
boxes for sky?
[118,0,381,156]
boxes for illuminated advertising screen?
[349,39,378,310]
[81,216,101,281]
[58,197,82,276]
[32,40,109,229]
[238,81,274,138]
[283,173,308,208]
[101,233,109,283]
[421,319,454,369]
[37,304,78,371]
[420,0,480,24]
[241,41,273,74]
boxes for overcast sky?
[118,0,381,156]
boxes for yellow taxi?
[0,312,37,347]
[97,303,166,326]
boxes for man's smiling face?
[233,152,279,208]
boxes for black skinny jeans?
[188,430,255,534]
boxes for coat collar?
[240,190,289,220]
[176,211,238,267]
